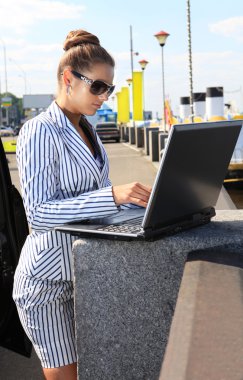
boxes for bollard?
[128,126,135,145]
[179,97,190,121]
[144,127,159,156]
[158,132,168,159]
[205,87,224,120]
[193,92,206,118]
[124,125,129,142]
[149,130,159,162]
[119,124,126,142]
[135,126,144,148]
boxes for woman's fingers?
[112,182,152,207]
[131,183,152,201]
[129,197,149,208]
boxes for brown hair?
[57,29,115,88]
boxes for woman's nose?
[98,92,109,101]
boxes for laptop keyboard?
[97,216,144,234]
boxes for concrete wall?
[73,210,243,380]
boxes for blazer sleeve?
[17,119,119,232]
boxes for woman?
[13,29,151,380]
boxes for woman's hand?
[112,182,152,208]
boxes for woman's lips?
[93,103,102,109]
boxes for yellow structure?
[193,116,204,123]
[132,71,143,121]
[3,140,17,153]
[116,87,130,123]
[183,118,190,123]
[182,116,204,123]
[208,115,226,122]
[232,115,243,120]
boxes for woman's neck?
[55,97,96,156]
[55,98,81,128]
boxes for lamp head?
[154,30,170,46]
[126,78,133,86]
[138,59,149,70]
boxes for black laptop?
[55,120,242,241]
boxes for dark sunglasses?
[71,70,115,96]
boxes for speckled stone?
[72,210,243,380]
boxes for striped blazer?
[16,101,131,281]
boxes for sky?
[0,0,243,117]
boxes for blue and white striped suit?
[13,100,133,367]
[14,100,129,281]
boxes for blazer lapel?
[48,102,103,187]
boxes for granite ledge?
[72,210,243,380]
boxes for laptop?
[55,120,242,241]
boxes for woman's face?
[66,63,114,116]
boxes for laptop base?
[57,207,215,242]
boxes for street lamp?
[129,26,139,128]
[0,38,9,125]
[0,38,8,93]
[138,59,149,120]
[138,59,149,71]
[126,78,133,87]
[154,30,169,132]
[9,57,28,94]
[126,78,133,122]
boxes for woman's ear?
[62,68,72,87]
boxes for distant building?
[23,94,55,120]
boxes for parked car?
[95,122,120,143]
[0,126,15,137]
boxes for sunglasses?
[71,70,115,96]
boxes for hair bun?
[63,29,100,51]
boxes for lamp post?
[0,38,8,93]
[138,59,149,120]
[187,0,194,121]
[154,30,169,132]
[9,57,28,94]
[126,78,133,122]
[129,26,139,127]
[129,26,139,78]
[0,38,9,125]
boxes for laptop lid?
[142,120,242,230]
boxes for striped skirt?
[12,271,77,368]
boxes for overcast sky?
[0,0,243,116]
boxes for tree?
[0,92,23,125]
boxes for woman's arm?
[17,120,119,232]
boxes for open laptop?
[55,120,242,241]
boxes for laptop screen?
[142,120,242,230]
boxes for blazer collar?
[46,101,107,185]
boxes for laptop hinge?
[147,207,215,235]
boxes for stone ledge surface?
[160,245,243,380]
[73,210,243,380]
